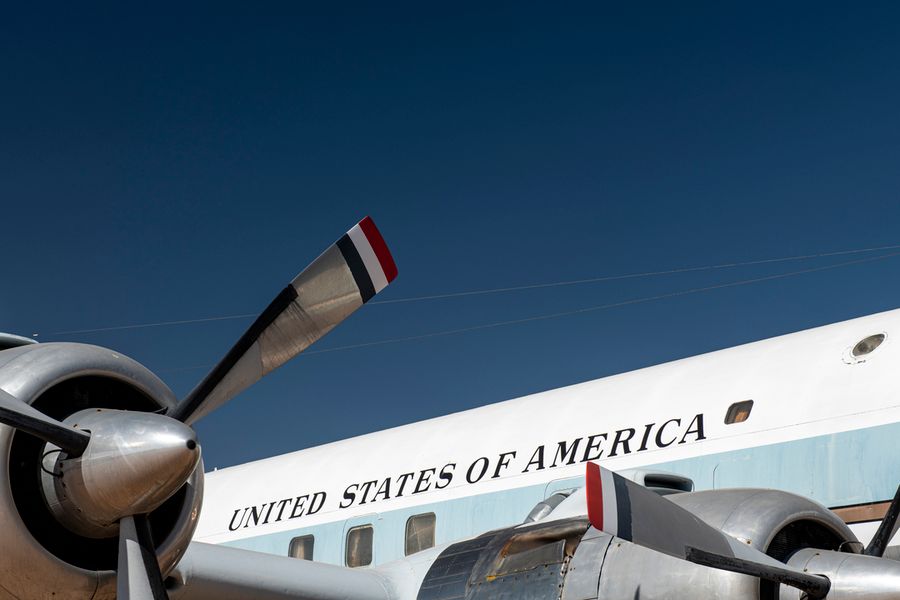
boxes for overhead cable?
[301,250,900,355]
[155,249,900,371]
[42,243,900,336]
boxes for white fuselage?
[196,308,900,565]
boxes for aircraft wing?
[167,542,403,600]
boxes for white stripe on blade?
[601,468,618,537]
[347,224,389,293]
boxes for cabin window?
[288,535,314,560]
[725,400,753,424]
[405,513,436,555]
[346,525,374,567]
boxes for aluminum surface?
[181,244,364,425]
[0,343,197,599]
[597,538,759,600]
[783,548,900,600]
[0,343,178,409]
[417,531,497,600]
[264,244,362,373]
[42,408,201,537]
[169,542,392,600]
[670,488,858,553]
[0,332,38,350]
[118,515,166,600]
[560,528,612,600]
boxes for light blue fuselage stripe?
[222,421,900,565]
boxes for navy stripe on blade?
[337,234,376,302]
[614,472,633,541]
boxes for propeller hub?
[40,408,201,538]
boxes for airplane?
[1,216,899,600]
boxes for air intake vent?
[622,469,694,495]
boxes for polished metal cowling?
[42,408,201,538]
[0,343,203,600]
[783,549,900,600]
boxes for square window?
[288,535,314,560]
[405,513,436,555]
[346,525,374,567]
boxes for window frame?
[288,534,315,560]
[345,524,374,568]
[725,399,754,424]
[404,512,436,556]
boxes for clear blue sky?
[2,3,900,468]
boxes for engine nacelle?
[415,487,859,600]
[0,343,203,600]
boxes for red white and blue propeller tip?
[584,462,832,599]
[337,216,398,302]
[585,461,627,537]
[170,216,398,425]
[586,461,732,559]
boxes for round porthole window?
[851,333,885,358]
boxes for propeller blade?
[0,388,90,456]
[685,546,830,599]
[117,515,169,600]
[864,484,900,557]
[169,217,397,425]
[585,462,831,599]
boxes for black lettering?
[373,478,391,502]
[681,413,706,443]
[414,469,436,494]
[551,439,583,467]
[655,419,681,448]
[308,491,326,514]
[262,502,276,524]
[274,498,292,521]
[340,484,359,509]
[523,445,546,472]
[637,423,655,452]
[436,463,455,489]
[609,428,635,457]
[396,472,416,497]
[581,433,608,462]
[466,457,490,483]
[245,504,263,527]
[228,508,246,531]
[358,480,378,504]
[289,495,309,519]
[492,451,517,478]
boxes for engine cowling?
[669,488,859,599]
[415,487,860,600]
[0,342,203,600]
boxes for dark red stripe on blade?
[586,462,604,531]
[358,216,398,283]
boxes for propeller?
[0,217,397,600]
[0,388,90,456]
[584,462,832,599]
[118,515,169,600]
[169,215,397,425]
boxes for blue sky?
[2,3,900,468]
